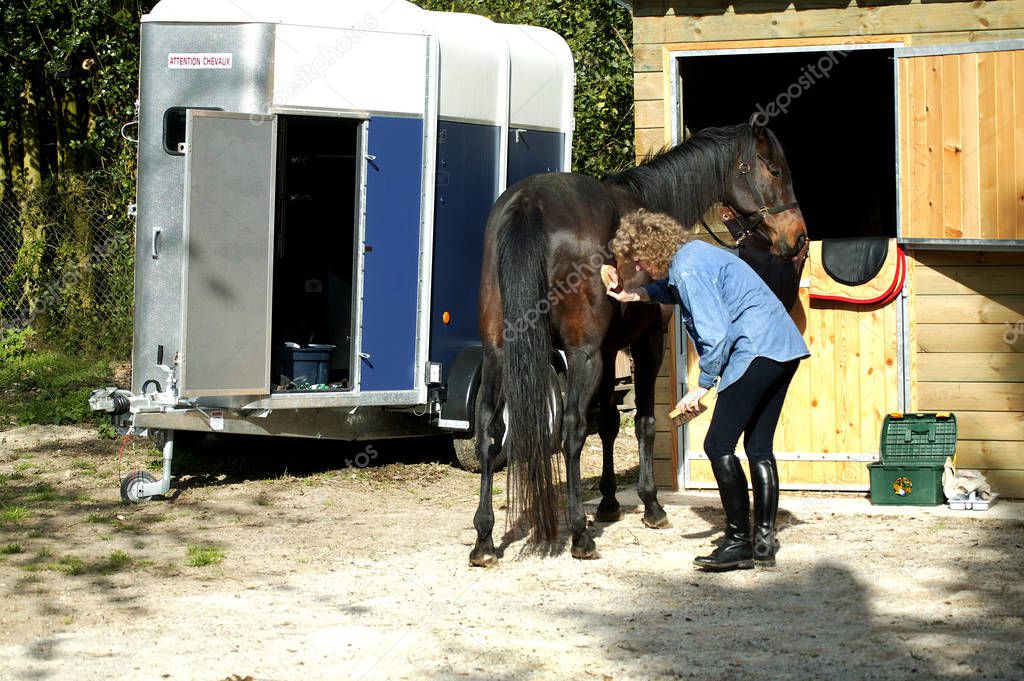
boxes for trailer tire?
[452,367,564,473]
[120,470,157,503]
[452,389,507,473]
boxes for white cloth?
[942,457,994,501]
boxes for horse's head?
[721,114,808,261]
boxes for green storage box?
[880,412,957,465]
[867,462,945,506]
[869,413,956,506]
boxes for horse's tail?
[495,195,559,543]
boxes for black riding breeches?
[703,357,799,464]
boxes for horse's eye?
[766,165,781,178]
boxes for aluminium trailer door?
[179,111,277,398]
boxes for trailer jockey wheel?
[120,470,157,503]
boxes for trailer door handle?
[152,227,162,259]
[365,154,380,172]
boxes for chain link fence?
[0,174,135,358]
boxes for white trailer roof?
[143,0,426,30]
[145,0,573,131]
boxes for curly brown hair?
[611,209,689,273]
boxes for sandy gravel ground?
[0,424,1022,681]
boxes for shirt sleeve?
[641,279,674,304]
[674,273,731,389]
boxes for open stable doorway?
[677,45,898,240]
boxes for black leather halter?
[701,153,801,250]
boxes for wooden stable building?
[632,0,1024,497]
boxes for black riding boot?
[693,455,753,571]
[750,459,780,568]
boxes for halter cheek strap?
[737,161,800,222]
[699,156,800,251]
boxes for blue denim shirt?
[642,241,809,391]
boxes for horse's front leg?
[595,349,624,522]
[470,353,505,567]
[563,347,603,559]
[632,330,670,529]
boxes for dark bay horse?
[470,120,808,565]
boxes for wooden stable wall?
[684,283,902,489]
[899,49,1024,239]
[909,250,1024,497]
[632,0,1024,163]
[634,0,1024,491]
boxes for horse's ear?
[748,112,768,137]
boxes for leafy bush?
[0,327,34,363]
[0,351,112,427]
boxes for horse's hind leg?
[470,346,506,567]
[632,330,670,529]
[563,346,603,559]
[595,349,624,522]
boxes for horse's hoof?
[594,506,625,523]
[642,513,671,529]
[571,535,600,560]
[469,543,499,568]
[469,549,499,568]
[571,545,601,560]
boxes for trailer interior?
[271,115,361,391]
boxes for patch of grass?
[186,545,224,568]
[72,459,98,475]
[0,506,29,524]
[99,550,132,574]
[26,528,45,538]
[20,483,62,504]
[0,472,25,484]
[86,513,112,524]
[35,548,53,559]
[0,350,113,427]
[21,563,41,573]
[52,555,86,576]
[1,543,23,554]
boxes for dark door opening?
[678,47,897,239]
[271,115,361,391]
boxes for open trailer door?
[179,110,278,398]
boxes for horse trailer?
[90,0,574,500]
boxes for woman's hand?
[676,387,709,413]
[607,286,644,302]
[605,269,649,302]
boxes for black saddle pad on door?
[821,237,890,286]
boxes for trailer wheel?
[452,388,507,473]
[120,470,157,503]
[452,368,564,473]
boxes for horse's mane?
[604,123,757,229]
